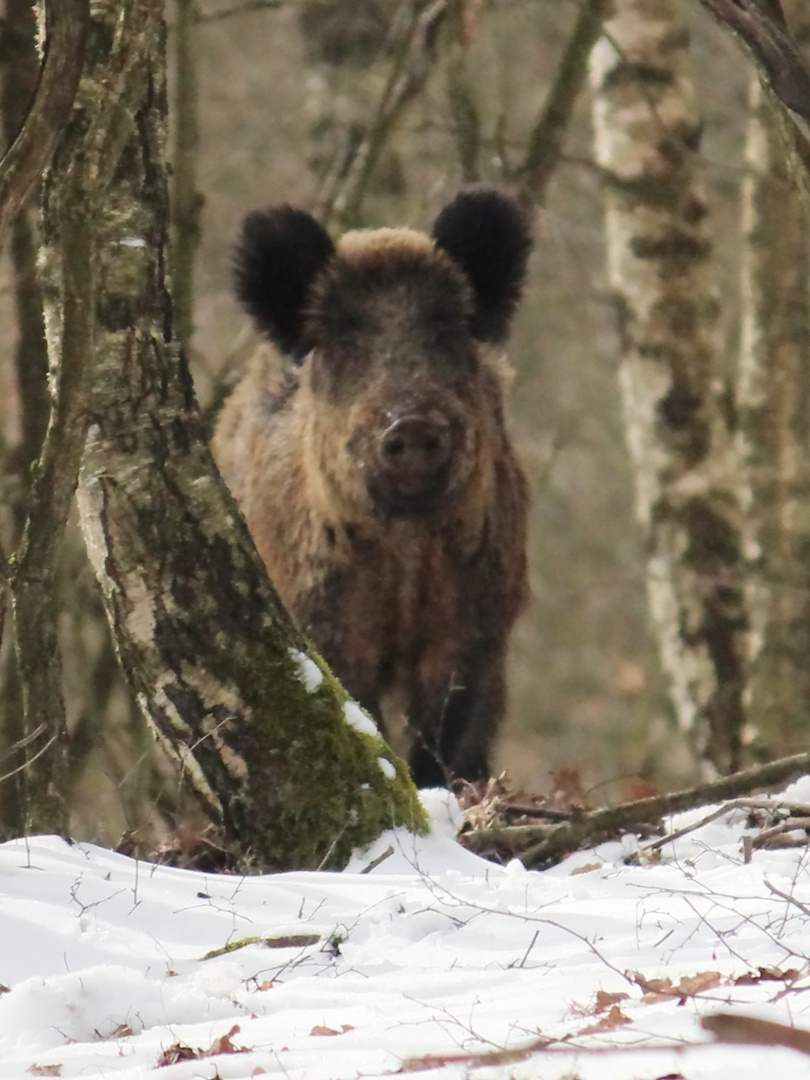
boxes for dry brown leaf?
[579,1004,632,1034]
[630,972,673,995]
[630,970,721,1000]
[27,1068,62,1077]
[547,767,587,810]
[594,989,630,1014]
[157,1043,198,1066]
[571,863,603,876]
[734,966,801,985]
[156,1024,248,1066]
[208,1024,248,1055]
[676,971,721,996]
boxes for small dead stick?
[399,1035,552,1073]
[462,751,810,868]
[702,1012,810,1055]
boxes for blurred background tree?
[1,0,809,847]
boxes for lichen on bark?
[52,0,425,869]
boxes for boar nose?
[379,415,452,481]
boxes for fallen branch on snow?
[459,750,810,869]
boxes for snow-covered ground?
[2,784,810,1079]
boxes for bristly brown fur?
[213,190,532,787]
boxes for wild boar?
[213,188,532,787]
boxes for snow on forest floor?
[2,785,810,1079]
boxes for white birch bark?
[590,0,748,772]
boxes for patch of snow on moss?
[290,648,324,692]
[377,757,395,780]
[343,700,378,738]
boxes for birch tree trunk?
[38,0,425,868]
[736,58,810,759]
[590,0,748,773]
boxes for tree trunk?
[589,0,748,773]
[736,64,810,759]
[63,1,425,869]
[0,0,52,833]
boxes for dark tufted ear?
[234,206,336,357]
[431,189,533,344]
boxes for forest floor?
[1,786,810,1078]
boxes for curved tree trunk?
[36,0,425,868]
[589,0,749,774]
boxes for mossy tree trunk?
[736,54,810,759]
[589,0,749,774]
[34,0,425,867]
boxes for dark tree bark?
[171,0,203,355]
[0,0,53,833]
[4,0,93,834]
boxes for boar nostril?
[380,416,451,478]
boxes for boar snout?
[379,414,452,489]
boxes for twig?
[203,934,320,960]
[765,878,810,919]
[0,0,88,245]
[324,0,447,230]
[0,731,58,787]
[752,818,810,849]
[360,844,395,874]
[516,0,610,204]
[0,722,47,764]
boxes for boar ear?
[234,206,336,357]
[432,189,532,344]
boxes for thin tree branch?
[324,0,448,230]
[0,0,88,246]
[515,0,610,204]
[698,0,810,124]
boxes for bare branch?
[323,0,448,230]
[698,0,810,124]
[516,0,610,204]
[0,0,88,246]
